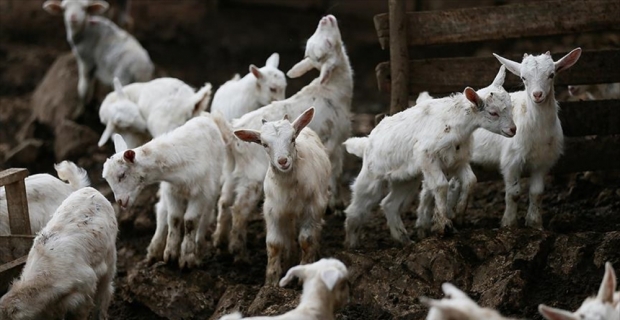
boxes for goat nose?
[510,125,517,135]
[533,91,543,99]
[278,158,287,166]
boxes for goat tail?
[218,312,243,320]
[415,91,434,105]
[211,111,234,146]
[54,161,90,190]
[98,121,116,147]
[343,137,369,158]
[193,82,213,114]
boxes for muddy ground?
[1,2,619,320]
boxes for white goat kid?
[0,187,117,320]
[344,66,514,248]
[421,283,516,320]
[214,15,353,262]
[0,160,90,235]
[97,77,212,148]
[219,258,349,320]
[211,53,287,121]
[466,48,581,229]
[102,114,225,269]
[234,107,331,285]
[43,0,154,117]
[539,262,620,320]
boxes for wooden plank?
[5,179,31,235]
[388,0,409,115]
[375,50,620,94]
[374,0,620,48]
[474,135,620,182]
[559,100,620,137]
[0,236,34,264]
[0,168,28,186]
[0,256,28,294]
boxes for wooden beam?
[5,178,31,235]
[559,100,620,137]
[374,0,620,48]
[474,135,620,182]
[0,168,28,186]
[376,50,620,94]
[388,0,409,115]
[0,256,28,294]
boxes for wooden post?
[388,0,409,115]
[0,168,31,235]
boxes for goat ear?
[266,53,280,68]
[292,107,315,136]
[493,53,521,77]
[464,87,484,111]
[492,65,506,87]
[287,57,314,79]
[597,262,617,303]
[112,134,128,153]
[87,1,109,15]
[123,150,135,163]
[538,304,577,320]
[250,65,263,80]
[42,1,63,14]
[441,283,470,300]
[320,268,343,291]
[319,62,335,85]
[555,47,581,73]
[233,129,262,145]
[113,78,127,99]
[192,83,212,116]
[279,265,307,287]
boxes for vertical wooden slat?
[5,179,31,235]
[388,0,409,115]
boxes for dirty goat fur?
[214,15,353,262]
[211,53,287,121]
[344,66,515,248]
[98,77,212,148]
[43,0,154,117]
[458,48,582,230]
[234,107,331,284]
[219,258,349,320]
[421,283,517,320]
[0,187,118,320]
[539,262,620,320]
[0,160,90,235]
[102,114,225,269]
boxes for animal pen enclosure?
[0,168,33,294]
[373,0,620,179]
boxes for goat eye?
[261,143,268,148]
[548,73,555,79]
[270,87,277,93]
[521,76,526,81]
[118,173,125,182]
[489,111,499,117]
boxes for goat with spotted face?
[343,66,514,248]
[102,114,225,269]
[211,53,287,121]
[219,258,349,320]
[453,48,581,230]
[43,0,153,118]
[539,262,619,320]
[234,107,331,285]
[213,15,352,263]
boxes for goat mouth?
[279,164,291,171]
[501,130,515,138]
